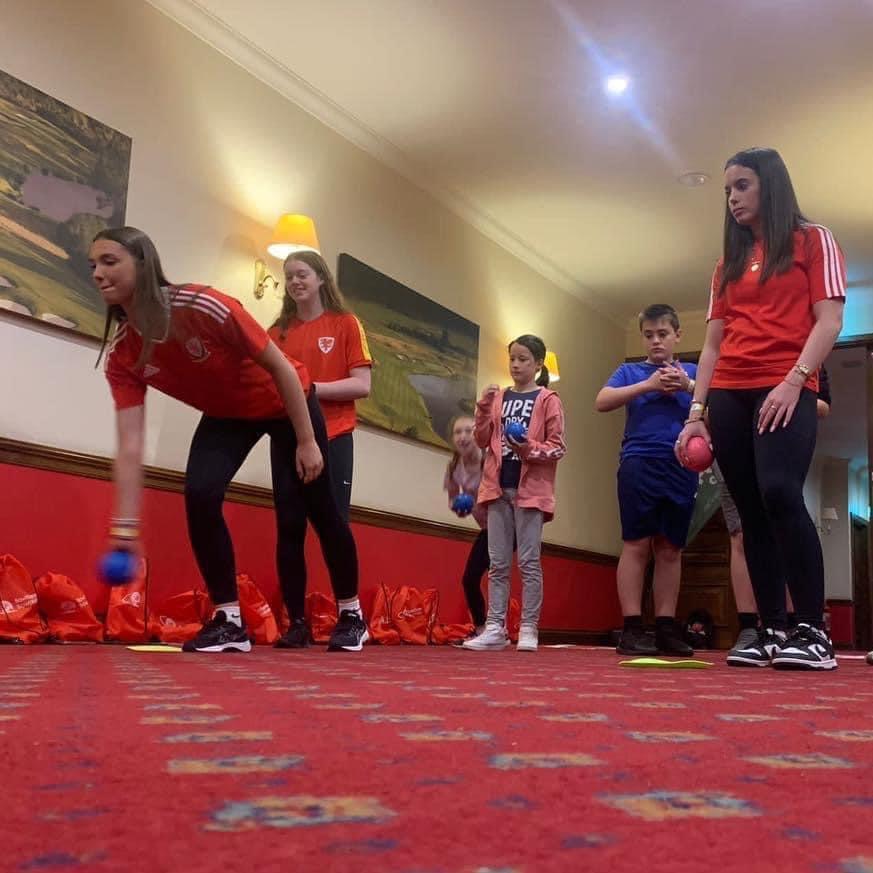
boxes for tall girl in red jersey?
[92,227,368,653]
[676,148,846,670]
[269,252,372,524]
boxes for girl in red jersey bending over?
[92,227,367,653]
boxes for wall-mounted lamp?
[254,214,321,300]
[267,214,320,259]
[820,506,838,534]
[543,350,560,383]
[253,259,279,300]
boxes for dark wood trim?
[835,334,873,350]
[0,436,617,566]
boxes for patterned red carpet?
[2,645,872,873]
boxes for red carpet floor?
[2,645,873,873]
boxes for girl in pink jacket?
[443,415,488,634]
[463,335,566,653]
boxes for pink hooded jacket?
[474,387,567,521]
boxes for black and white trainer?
[327,610,370,652]
[182,611,252,653]
[725,627,786,667]
[275,617,311,649]
[771,623,837,671]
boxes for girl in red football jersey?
[91,227,368,653]
[269,252,371,647]
[676,148,846,670]
[270,251,372,527]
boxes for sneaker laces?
[785,623,823,645]
[336,609,362,629]
[203,611,228,630]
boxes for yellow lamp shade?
[543,350,560,383]
[267,214,320,259]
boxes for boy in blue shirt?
[595,304,699,656]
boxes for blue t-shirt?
[499,388,540,489]
[606,361,698,461]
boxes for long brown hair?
[94,227,172,369]
[271,250,348,339]
[720,147,807,296]
[445,415,482,481]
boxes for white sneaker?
[462,624,509,651]
[517,625,538,652]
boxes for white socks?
[215,603,242,627]
[338,597,362,618]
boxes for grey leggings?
[485,490,544,628]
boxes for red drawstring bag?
[368,583,401,645]
[103,558,150,643]
[305,591,338,644]
[390,586,438,645]
[150,589,211,643]
[34,573,103,642]
[430,622,474,645]
[236,574,278,645]
[0,554,49,644]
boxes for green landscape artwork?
[338,253,480,450]
[0,69,131,338]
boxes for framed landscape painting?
[0,68,132,338]
[338,253,480,450]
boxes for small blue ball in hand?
[99,549,137,586]
[452,493,475,515]
[505,421,527,442]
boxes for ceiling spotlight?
[605,74,630,96]
[677,171,710,187]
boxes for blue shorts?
[617,455,698,548]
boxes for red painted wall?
[0,462,621,631]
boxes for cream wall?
[0,0,626,553]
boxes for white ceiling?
[152,0,873,322]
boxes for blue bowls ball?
[99,550,137,586]
[452,493,475,514]
[505,421,527,441]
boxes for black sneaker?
[725,627,786,667]
[275,618,311,649]
[772,623,837,671]
[616,628,658,656]
[181,611,252,653]
[327,610,370,652]
[655,624,694,657]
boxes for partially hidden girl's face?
[284,259,324,307]
[452,418,475,454]
[724,164,761,229]
[88,239,138,307]
[509,342,540,387]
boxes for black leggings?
[708,387,822,629]
[184,391,358,618]
[461,530,489,627]
[328,432,354,523]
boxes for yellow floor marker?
[619,657,713,669]
[126,644,183,653]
